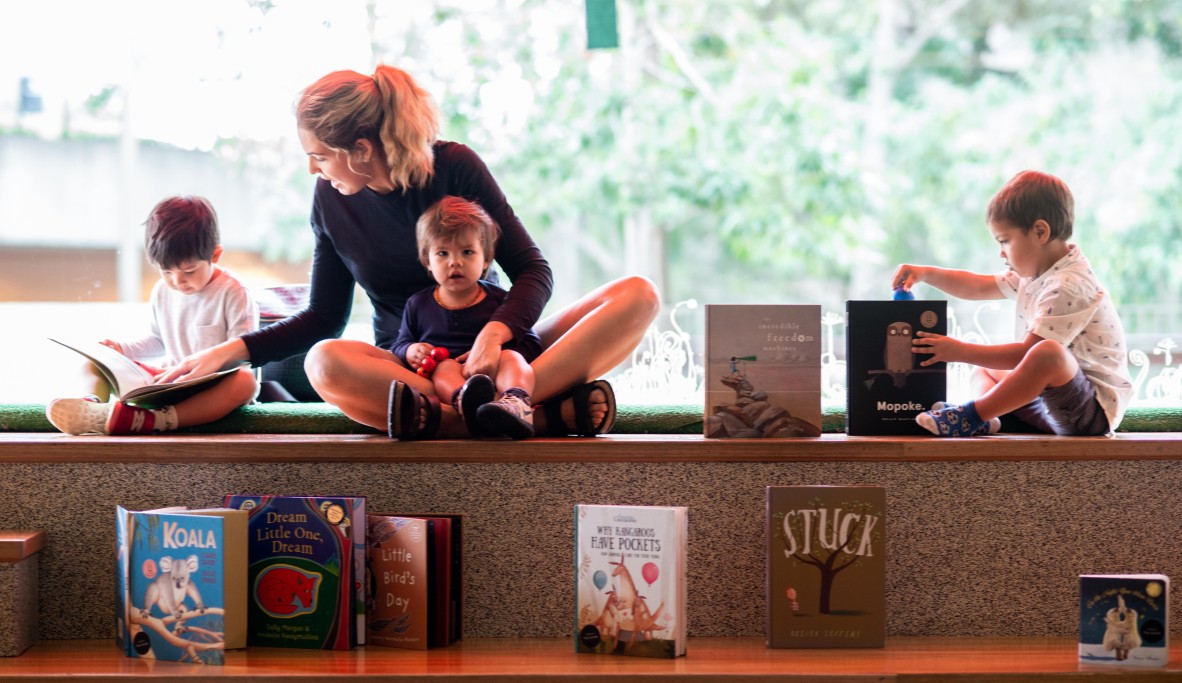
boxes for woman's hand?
[155,338,250,384]
[463,321,512,378]
[911,331,962,366]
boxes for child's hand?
[405,343,433,369]
[99,339,125,355]
[912,331,960,366]
[891,264,928,293]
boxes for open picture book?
[50,338,238,409]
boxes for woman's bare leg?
[304,339,464,435]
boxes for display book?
[49,337,238,409]
[766,486,885,648]
[704,304,822,438]
[574,504,687,658]
[115,505,248,665]
[223,494,366,650]
[366,513,463,649]
[1079,574,1169,666]
[845,299,947,435]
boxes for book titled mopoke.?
[115,505,248,664]
[575,504,687,658]
[223,494,366,650]
[1079,574,1169,666]
[704,304,822,438]
[766,486,885,648]
[366,514,462,650]
[845,300,947,435]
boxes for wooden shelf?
[2,637,1181,682]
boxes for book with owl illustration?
[223,494,366,650]
[765,486,885,648]
[115,505,248,664]
[366,514,462,650]
[1079,574,1169,666]
[704,304,822,438]
[845,300,947,435]
[575,504,688,658]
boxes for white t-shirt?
[994,244,1133,431]
[119,267,259,366]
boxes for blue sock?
[916,400,986,437]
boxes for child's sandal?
[387,380,440,440]
[541,379,616,437]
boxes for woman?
[159,65,659,437]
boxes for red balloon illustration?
[641,562,659,586]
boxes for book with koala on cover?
[845,300,947,435]
[223,494,366,650]
[1079,574,1169,666]
[766,486,885,648]
[366,514,463,649]
[575,504,687,659]
[114,505,248,664]
[704,304,822,438]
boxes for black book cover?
[845,300,947,435]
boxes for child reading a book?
[892,170,1133,437]
[46,195,260,435]
[388,195,542,440]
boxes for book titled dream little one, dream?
[1079,574,1169,666]
[704,304,822,438]
[575,504,687,658]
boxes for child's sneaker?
[46,395,111,435]
[105,401,159,435]
[916,401,990,437]
[453,374,496,438]
[476,388,534,440]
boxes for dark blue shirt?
[242,141,553,364]
[391,281,543,364]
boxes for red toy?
[416,346,450,377]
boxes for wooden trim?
[0,530,44,562]
[0,637,1178,681]
[2,432,1182,464]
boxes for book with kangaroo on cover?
[1079,574,1169,666]
[50,337,238,409]
[575,504,687,658]
[704,304,822,438]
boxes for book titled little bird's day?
[575,504,687,659]
[1079,574,1169,666]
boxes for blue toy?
[893,287,915,301]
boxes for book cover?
[704,304,822,438]
[575,504,687,658]
[844,300,947,435]
[115,505,248,664]
[50,337,238,409]
[223,494,365,650]
[366,514,462,649]
[766,486,885,648]
[1079,574,1169,666]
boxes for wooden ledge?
[0,530,45,562]
[1,431,1182,464]
[2,637,1180,681]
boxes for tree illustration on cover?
[709,355,821,437]
[774,497,881,614]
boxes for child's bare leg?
[973,341,1078,421]
[493,350,535,397]
[972,366,1006,395]
[476,350,536,439]
[173,368,259,427]
[430,359,466,404]
[304,339,464,436]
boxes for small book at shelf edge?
[1079,574,1169,667]
[50,337,238,409]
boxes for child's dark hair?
[986,170,1074,240]
[144,196,219,269]
[416,196,499,268]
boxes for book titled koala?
[115,505,247,664]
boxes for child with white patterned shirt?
[891,170,1133,437]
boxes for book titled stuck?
[704,304,822,438]
[115,505,248,664]
[575,504,687,658]
[1079,574,1169,666]
[844,300,947,435]
[50,338,238,409]
[766,485,885,648]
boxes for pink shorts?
[1009,369,1110,436]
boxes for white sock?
[154,405,179,432]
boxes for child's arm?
[913,330,1043,370]
[892,264,1004,301]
